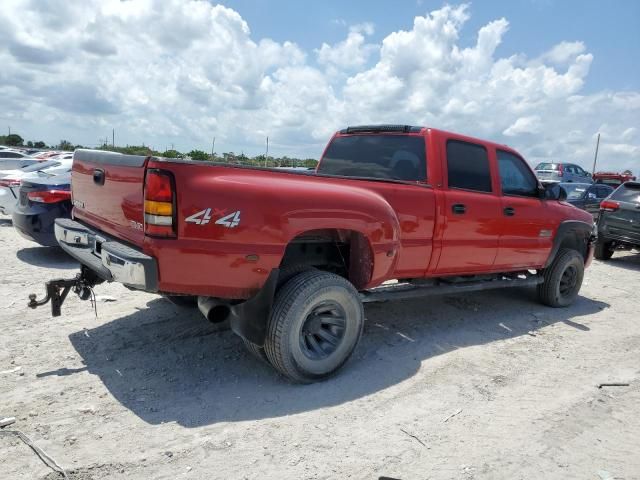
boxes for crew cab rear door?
[433,137,501,274]
[493,149,550,269]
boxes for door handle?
[452,203,466,215]
[504,207,515,216]
[93,169,105,185]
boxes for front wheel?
[265,270,364,383]
[537,248,584,307]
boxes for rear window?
[319,135,426,182]
[610,183,640,203]
[535,163,558,170]
[446,140,492,192]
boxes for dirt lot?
[1,219,639,480]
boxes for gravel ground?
[1,218,639,480]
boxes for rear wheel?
[537,248,584,307]
[265,270,364,383]
[594,239,614,260]
[242,265,316,365]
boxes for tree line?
[0,134,318,168]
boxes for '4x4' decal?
[185,208,241,228]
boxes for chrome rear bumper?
[54,218,158,291]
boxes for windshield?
[318,134,426,181]
[560,184,588,200]
[535,163,558,170]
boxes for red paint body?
[71,128,593,299]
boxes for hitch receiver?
[28,266,104,317]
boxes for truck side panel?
[143,161,436,298]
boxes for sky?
[1,0,639,172]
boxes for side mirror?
[543,183,566,201]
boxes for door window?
[497,150,538,197]
[446,140,492,192]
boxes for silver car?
[535,162,593,183]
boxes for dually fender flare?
[544,220,595,268]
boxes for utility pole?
[591,132,601,176]
[8,126,10,136]
[211,137,215,158]
[265,136,269,167]
[112,129,115,147]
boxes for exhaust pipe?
[197,296,231,324]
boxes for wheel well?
[280,229,373,289]
[557,231,589,261]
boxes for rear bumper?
[12,202,70,247]
[54,218,158,291]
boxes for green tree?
[3,134,24,146]
[188,149,209,161]
[58,140,74,151]
[34,141,46,148]
[162,149,182,158]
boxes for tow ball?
[27,267,104,317]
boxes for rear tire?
[241,265,316,365]
[537,248,584,307]
[265,270,364,383]
[594,239,614,260]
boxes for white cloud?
[0,1,638,173]
[503,116,542,136]
[316,23,377,72]
[539,41,586,65]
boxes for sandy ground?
[0,218,639,480]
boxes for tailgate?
[71,149,148,246]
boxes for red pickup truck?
[30,125,596,382]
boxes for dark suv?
[595,181,640,259]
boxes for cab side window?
[497,150,538,197]
[446,140,492,192]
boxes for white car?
[0,149,37,170]
[0,159,72,215]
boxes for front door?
[494,149,552,269]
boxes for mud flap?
[228,269,279,347]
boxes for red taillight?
[28,190,71,203]
[600,200,619,212]
[0,178,20,188]
[144,169,175,238]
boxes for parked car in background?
[593,171,636,187]
[534,162,593,183]
[32,151,64,160]
[11,171,72,246]
[560,182,614,218]
[0,159,73,215]
[595,181,640,260]
[0,149,33,159]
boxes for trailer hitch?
[28,267,104,317]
